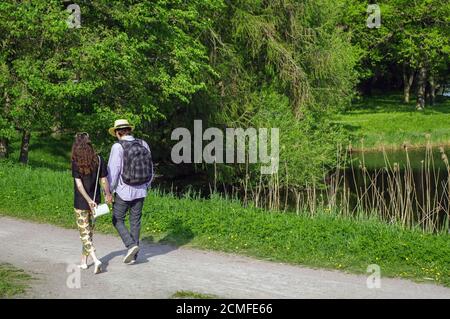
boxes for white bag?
[92,156,110,219]
[93,203,110,218]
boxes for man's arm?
[142,140,154,189]
[107,143,123,192]
[100,177,113,204]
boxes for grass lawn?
[6,132,83,171]
[0,162,449,287]
[335,94,450,150]
[0,263,31,298]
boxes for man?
[107,119,153,264]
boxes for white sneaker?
[94,261,102,274]
[78,263,88,270]
[126,259,136,265]
[123,246,139,264]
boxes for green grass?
[6,132,73,171]
[0,263,31,298]
[171,290,218,299]
[0,162,449,287]
[5,131,111,171]
[335,94,450,150]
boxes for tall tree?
[0,0,92,163]
[342,0,450,106]
[0,0,221,161]
[391,0,450,108]
[196,0,359,187]
[72,0,222,147]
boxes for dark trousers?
[112,194,145,249]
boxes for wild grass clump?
[0,263,32,298]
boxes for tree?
[195,0,358,188]
[0,0,221,161]
[72,0,222,149]
[341,0,394,96]
[391,0,450,108]
[0,0,91,163]
[342,0,450,106]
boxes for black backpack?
[118,139,153,186]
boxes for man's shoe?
[123,246,139,264]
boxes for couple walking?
[71,119,153,274]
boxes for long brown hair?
[71,133,99,175]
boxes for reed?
[334,141,449,233]
[228,140,449,233]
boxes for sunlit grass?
[336,94,450,150]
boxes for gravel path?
[1,216,449,299]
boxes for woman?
[71,132,112,274]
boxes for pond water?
[343,147,449,230]
[153,146,450,231]
[349,147,448,170]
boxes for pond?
[342,146,449,231]
[350,147,448,170]
[153,146,450,232]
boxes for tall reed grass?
[225,141,450,234]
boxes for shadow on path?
[100,217,194,272]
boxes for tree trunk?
[19,130,31,164]
[403,64,414,103]
[0,138,8,158]
[368,75,377,96]
[416,65,426,110]
[429,75,436,106]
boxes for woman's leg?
[75,209,102,273]
[74,209,96,260]
[86,211,101,264]
[87,211,95,262]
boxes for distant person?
[71,132,113,274]
[107,119,153,264]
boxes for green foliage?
[235,89,345,186]
[0,0,74,134]
[199,0,358,187]
[389,0,450,71]
[342,0,450,89]
[61,0,224,146]
[0,162,449,287]
[210,0,358,115]
[0,0,222,148]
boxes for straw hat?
[108,119,134,137]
